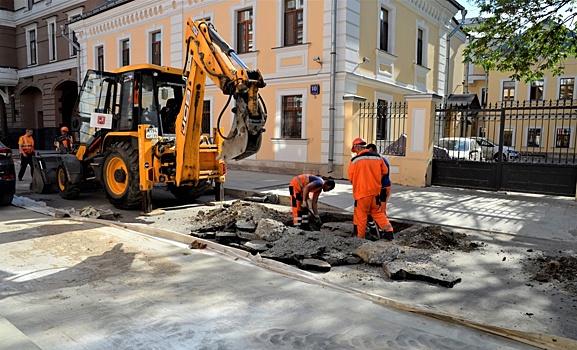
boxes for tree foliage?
[463,0,577,82]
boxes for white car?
[437,137,483,161]
[470,137,519,161]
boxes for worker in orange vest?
[289,174,335,229]
[18,128,35,181]
[348,137,394,240]
[54,126,75,153]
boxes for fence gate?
[433,100,577,197]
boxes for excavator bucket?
[217,97,265,162]
[30,152,60,194]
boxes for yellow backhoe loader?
[31,19,267,213]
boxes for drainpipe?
[444,9,467,103]
[464,34,470,94]
[61,24,81,92]
[328,0,337,173]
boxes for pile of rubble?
[189,201,482,287]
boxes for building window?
[503,128,513,147]
[151,31,161,65]
[530,80,544,101]
[527,128,541,147]
[556,128,571,148]
[502,81,515,101]
[121,39,130,66]
[559,78,574,100]
[284,0,303,46]
[281,95,302,138]
[416,28,423,66]
[237,8,253,54]
[96,46,104,71]
[27,29,37,65]
[376,99,388,140]
[48,21,57,61]
[202,100,211,134]
[481,87,488,107]
[380,8,388,52]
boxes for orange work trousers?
[353,195,393,238]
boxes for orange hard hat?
[351,137,366,152]
[61,126,69,132]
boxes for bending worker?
[289,174,335,229]
[349,137,394,240]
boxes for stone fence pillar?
[401,94,442,187]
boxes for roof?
[446,94,481,109]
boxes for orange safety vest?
[348,149,388,200]
[19,135,35,154]
[290,174,323,198]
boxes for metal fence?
[357,101,408,156]
[435,100,577,164]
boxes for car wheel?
[493,153,507,162]
[0,193,13,206]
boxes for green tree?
[463,0,577,82]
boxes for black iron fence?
[435,100,577,164]
[357,101,408,156]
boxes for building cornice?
[14,0,85,26]
[17,58,77,78]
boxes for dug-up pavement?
[3,168,577,349]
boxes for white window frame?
[146,25,164,65]
[554,126,574,148]
[524,126,543,148]
[191,11,214,23]
[117,35,132,67]
[377,0,396,55]
[527,78,546,101]
[557,76,576,100]
[24,23,38,66]
[415,19,429,68]
[46,16,57,62]
[275,87,308,139]
[230,1,256,54]
[276,0,308,47]
[93,43,105,70]
[66,8,83,57]
[500,80,518,102]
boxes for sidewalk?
[225,169,577,243]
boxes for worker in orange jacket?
[289,174,335,229]
[54,126,75,153]
[18,128,35,181]
[348,137,394,240]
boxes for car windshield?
[439,139,469,151]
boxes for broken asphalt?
[224,169,577,244]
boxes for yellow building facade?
[464,59,577,159]
[68,0,466,179]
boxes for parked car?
[470,137,520,161]
[0,141,16,206]
[437,137,483,161]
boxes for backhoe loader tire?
[57,166,80,199]
[168,180,211,201]
[102,142,141,209]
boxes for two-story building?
[0,0,113,149]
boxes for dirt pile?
[523,254,577,297]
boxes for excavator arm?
[174,19,267,185]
